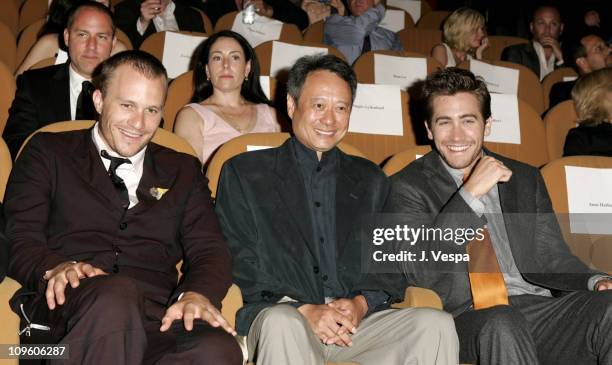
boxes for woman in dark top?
[563,67,612,157]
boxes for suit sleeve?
[325,4,385,43]
[173,158,232,309]
[266,0,309,30]
[500,45,522,65]
[2,73,41,160]
[5,135,71,292]
[114,1,152,49]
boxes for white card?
[386,0,421,22]
[270,41,328,77]
[565,166,612,234]
[231,11,283,48]
[563,76,578,82]
[162,32,208,79]
[470,59,519,95]
[380,9,406,32]
[259,75,271,100]
[55,49,68,65]
[486,94,521,144]
[374,54,427,89]
[247,145,274,151]
[349,84,403,136]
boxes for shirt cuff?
[136,18,148,35]
[359,290,390,316]
[459,186,485,216]
[588,274,612,291]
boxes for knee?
[479,306,528,338]
[190,328,243,365]
[406,308,456,335]
[83,275,143,317]
[255,305,307,335]
[589,291,612,323]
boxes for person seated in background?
[5,50,241,365]
[548,27,611,110]
[324,0,403,65]
[114,0,204,49]
[15,0,128,76]
[301,0,337,26]
[174,30,280,165]
[176,0,310,31]
[215,54,458,365]
[3,1,115,159]
[501,5,564,80]
[431,7,488,68]
[563,67,612,157]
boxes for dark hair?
[191,30,270,105]
[563,27,605,74]
[422,67,491,126]
[287,54,357,103]
[39,0,80,38]
[65,1,115,34]
[92,50,167,96]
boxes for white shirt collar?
[532,40,556,81]
[68,64,90,120]
[91,122,147,172]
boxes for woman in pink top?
[175,30,280,164]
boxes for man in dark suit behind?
[501,5,564,80]
[385,67,612,365]
[5,50,241,365]
[215,54,458,365]
[3,2,115,160]
[114,0,204,49]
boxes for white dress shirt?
[92,123,147,209]
[136,0,179,35]
[68,65,90,120]
[532,40,562,81]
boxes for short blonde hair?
[443,8,485,53]
[571,67,612,125]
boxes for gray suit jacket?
[501,42,542,79]
[384,150,599,316]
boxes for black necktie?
[76,81,96,120]
[101,150,131,209]
[362,34,371,54]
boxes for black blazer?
[3,63,71,159]
[385,150,600,316]
[5,129,232,310]
[501,42,560,80]
[563,122,612,157]
[215,139,392,335]
[114,0,205,49]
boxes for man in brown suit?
[4,50,242,365]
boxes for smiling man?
[3,1,116,160]
[215,54,458,365]
[5,50,242,365]
[385,67,612,365]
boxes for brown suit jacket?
[5,128,232,311]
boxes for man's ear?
[63,28,70,49]
[287,94,296,119]
[576,57,589,74]
[484,116,493,137]
[424,121,434,141]
[92,89,104,114]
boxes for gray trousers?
[455,290,612,365]
[247,304,459,365]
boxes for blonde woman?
[563,67,612,157]
[431,7,489,67]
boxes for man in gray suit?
[385,67,612,365]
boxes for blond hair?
[571,67,612,125]
[443,8,485,53]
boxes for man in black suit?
[5,50,241,365]
[215,54,458,365]
[501,5,564,80]
[3,2,115,160]
[385,67,612,365]
[114,0,204,49]
[548,29,611,110]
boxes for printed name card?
[565,166,612,234]
[55,49,68,65]
[270,41,328,77]
[386,0,421,22]
[374,54,427,89]
[470,59,519,96]
[485,94,521,144]
[231,12,283,48]
[349,84,403,136]
[380,9,406,32]
[247,145,274,152]
[162,32,208,78]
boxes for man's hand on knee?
[43,261,108,310]
[298,303,357,347]
[595,279,612,291]
[326,296,368,346]
[160,291,237,336]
